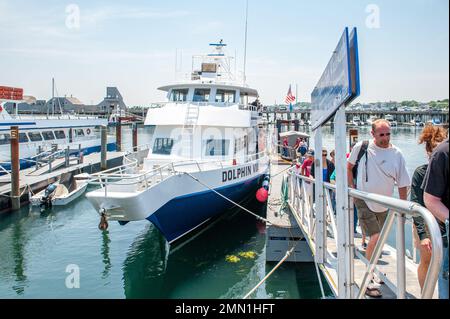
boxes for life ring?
[86,128,91,135]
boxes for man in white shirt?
[347,119,410,297]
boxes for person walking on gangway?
[347,119,410,298]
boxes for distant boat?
[385,114,398,126]
[426,118,443,126]
[352,116,362,126]
[410,118,424,127]
[366,115,378,126]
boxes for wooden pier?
[0,151,126,214]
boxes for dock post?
[132,122,138,152]
[116,118,122,152]
[65,146,70,167]
[10,126,20,211]
[78,144,83,164]
[101,125,107,171]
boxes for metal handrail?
[88,151,267,189]
[287,169,442,299]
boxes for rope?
[314,261,326,299]
[0,184,32,198]
[183,172,268,224]
[243,245,296,299]
[183,172,292,229]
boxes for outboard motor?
[40,183,57,208]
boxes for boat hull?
[148,175,261,243]
[86,157,269,244]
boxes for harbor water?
[0,125,429,298]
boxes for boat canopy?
[279,131,310,139]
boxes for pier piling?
[101,125,107,170]
[116,118,122,152]
[132,123,138,151]
[10,126,20,211]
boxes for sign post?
[310,27,360,299]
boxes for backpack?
[352,140,369,185]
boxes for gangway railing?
[286,169,443,299]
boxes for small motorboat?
[30,172,90,208]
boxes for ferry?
[86,41,270,244]
[0,104,116,172]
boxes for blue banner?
[311,27,360,130]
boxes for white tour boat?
[0,105,116,172]
[86,41,270,244]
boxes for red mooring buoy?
[256,187,269,203]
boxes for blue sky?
[0,0,448,106]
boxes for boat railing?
[88,151,268,195]
[147,101,259,111]
[286,169,442,299]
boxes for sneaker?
[354,232,362,238]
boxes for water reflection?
[101,230,111,279]
[11,221,27,295]
[122,199,267,298]
[0,208,30,296]
[122,224,168,298]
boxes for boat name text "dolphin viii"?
[222,163,259,182]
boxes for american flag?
[285,85,295,104]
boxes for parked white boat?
[30,172,90,207]
[385,114,398,126]
[86,41,270,244]
[352,116,362,126]
[0,105,116,172]
[410,118,424,126]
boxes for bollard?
[132,122,138,152]
[10,126,20,211]
[116,118,122,152]
[101,125,107,170]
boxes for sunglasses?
[377,133,391,137]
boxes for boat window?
[204,139,230,156]
[42,131,55,140]
[152,138,174,155]
[28,132,43,142]
[193,89,210,102]
[170,89,189,102]
[240,93,248,105]
[0,133,10,145]
[19,133,29,143]
[75,129,85,137]
[215,89,235,103]
[54,130,66,139]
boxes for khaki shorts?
[353,198,388,237]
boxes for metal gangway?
[284,167,443,299]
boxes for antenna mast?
[243,0,249,84]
